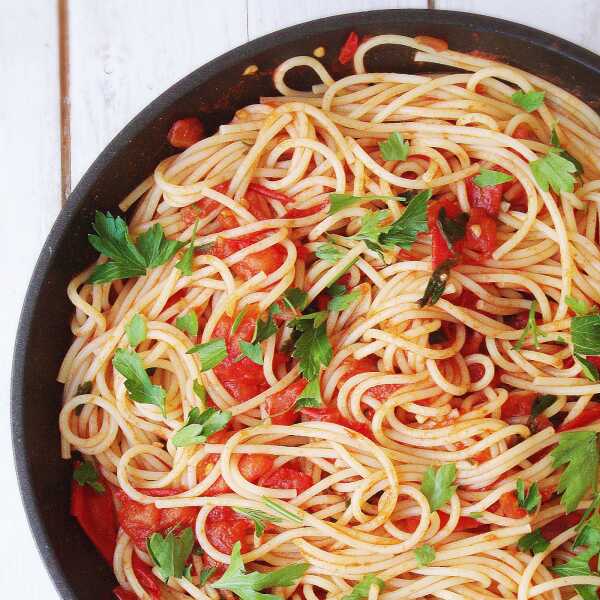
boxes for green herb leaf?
[473,169,514,187]
[316,243,345,263]
[421,464,457,511]
[172,407,232,447]
[237,340,264,365]
[126,314,147,347]
[379,189,431,249]
[572,315,600,356]
[414,544,435,566]
[147,528,195,582]
[436,207,468,250]
[76,381,93,396]
[186,339,228,371]
[516,480,541,513]
[574,512,600,550]
[112,348,166,414]
[567,295,595,316]
[549,129,584,177]
[254,312,278,344]
[513,300,546,351]
[232,507,283,537]
[469,512,483,519]
[328,290,361,312]
[294,378,322,410]
[193,379,207,409]
[284,288,309,311]
[328,192,407,215]
[575,354,600,382]
[290,316,332,381]
[418,259,455,307]
[231,307,249,335]
[199,567,216,585]
[531,395,557,420]
[517,528,550,554]
[73,461,105,493]
[354,210,390,249]
[379,132,409,161]
[530,150,577,194]
[552,431,599,513]
[176,312,199,337]
[213,541,309,600]
[261,497,304,524]
[511,90,545,113]
[176,221,198,276]
[342,575,385,600]
[552,546,600,600]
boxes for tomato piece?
[463,329,484,355]
[501,391,537,419]
[301,405,373,438]
[497,491,527,518]
[428,195,464,268]
[513,123,534,140]
[285,201,327,218]
[259,466,313,494]
[339,31,359,65]
[132,553,161,600]
[206,506,254,554]
[558,402,600,432]
[465,207,497,259]
[245,189,275,221]
[541,511,582,540]
[465,176,504,217]
[265,379,307,425]
[294,239,311,261]
[468,362,485,383]
[396,513,485,533]
[167,117,205,149]
[113,587,138,600]
[414,35,448,52]
[247,183,294,204]
[239,454,275,482]
[70,467,118,564]
[180,182,229,225]
[213,208,239,232]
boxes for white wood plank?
[436,0,600,55]
[0,1,61,598]
[69,0,248,187]
[248,0,428,38]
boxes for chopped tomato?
[285,202,327,218]
[468,363,485,383]
[339,31,359,65]
[505,311,530,330]
[212,310,268,401]
[368,383,403,401]
[245,189,275,220]
[240,454,275,481]
[164,288,187,311]
[113,488,198,551]
[336,356,401,400]
[294,239,311,261]
[211,233,286,279]
[396,512,485,533]
[301,405,373,438]
[206,506,254,554]
[265,379,307,425]
[428,195,464,268]
[463,329,484,355]
[247,183,294,204]
[70,466,118,564]
[113,587,138,600]
[465,176,504,217]
[501,391,537,419]
[214,208,240,231]
[541,511,582,540]
[513,123,534,140]
[455,288,480,310]
[167,117,205,149]
[132,553,161,600]
[464,207,496,259]
[540,486,555,502]
[414,35,448,52]
[497,491,527,518]
[259,466,313,494]
[180,182,229,225]
[558,402,600,432]
[471,448,492,463]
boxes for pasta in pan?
[59,32,600,600]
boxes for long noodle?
[58,34,600,600]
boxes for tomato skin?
[113,587,138,600]
[396,513,484,533]
[265,379,307,425]
[180,181,229,225]
[301,405,373,439]
[463,329,484,355]
[468,363,485,383]
[339,31,359,64]
[465,207,496,259]
[466,176,504,217]
[558,402,600,432]
[501,391,537,419]
[167,117,205,149]
[414,35,448,52]
[428,195,464,268]
[247,183,294,204]
[513,123,534,140]
[206,506,254,554]
[285,201,327,218]
[541,511,582,540]
[259,466,313,494]
[70,466,118,564]
[245,189,275,220]
[132,553,161,600]
[497,491,527,518]
[239,454,275,482]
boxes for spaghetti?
[58,33,600,600]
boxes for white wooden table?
[2,1,598,597]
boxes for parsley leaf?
[328,290,361,312]
[172,406,232,447]
[328,192,407,215]
[576,354,600,382]
[231,307,249,335]
[232,507,283,537]
[516,480,541,513]
[518,528,550,554]
[567,295,595,316]
[379,189,431,249]
[176,312,198,337]
[531,395,556,419]
[473,169,514,187]
[436,207,468,250]
[552,431,599,513]
[290,315,332,381]
[574,512,600,549]
[571,315,600,356]
[199,567,216,585]
[112,348,166,414]
[530,149,577,194]
[379,132,409,161]
[284,288,309,311]
[294,378,322,410]
[513,300,546,350]
[186,339,228,371]
[147,527,195,582]
[511,90,545,112]
[238,340,264,365]
[316,243,345,262]
[176,220,198,276]
[73,461,105,493]
[469,512,483,519]
[418,259,455,307]
[125,314,147,347]
[421,464,457,511]
[414,544,435,566]
[213,541,309,600]
[193,379,207,409]
[261,497,304,524]
[342,575,385,600]
[254,310,278,344]
[552,547,600,600]
[550,128,584,178]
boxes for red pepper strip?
[558,402,600,432]
[247,183,294,204]
[132,553,162,600]
[70,467,118,564]
[427,196,464,269]
[339,31,359,65]
[113,587,138,600]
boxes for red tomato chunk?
[167,117,205,149]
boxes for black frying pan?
[11,9,600,600]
